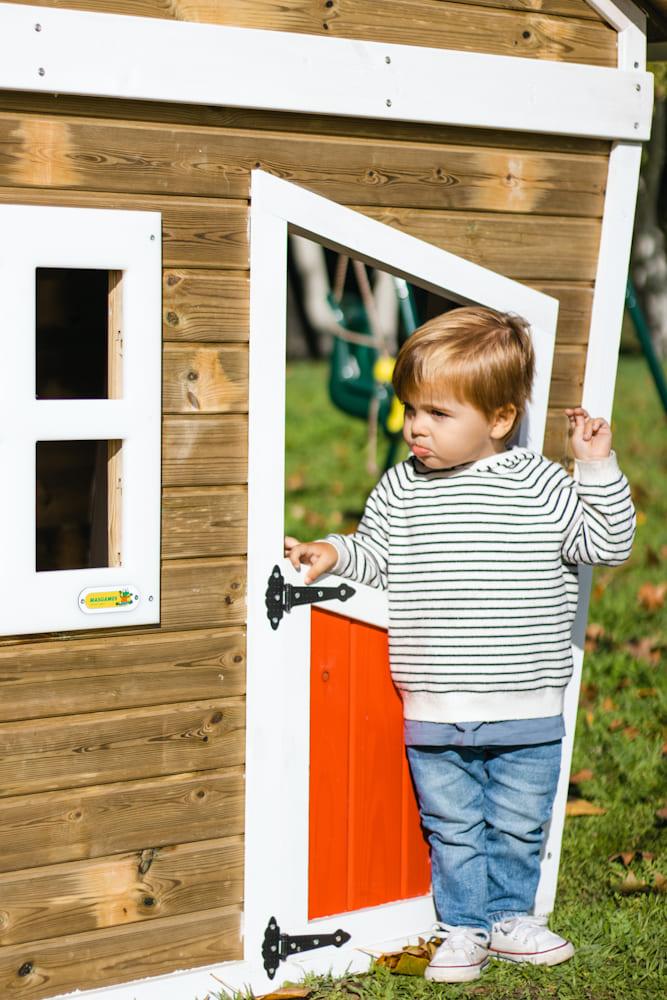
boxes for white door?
[244,170,561,985]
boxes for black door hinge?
[262,915,351,979]
[265,565,355,630]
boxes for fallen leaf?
[585,710,595,727]
[286,472,305,492]
[655,806,667,826]
[608,850,655,866]
[636,687,658,698]
[662,742,667,757]
[661,544,667,560]
[636,511,648,527]
[615,677,632,690]
[608,850,635,866]
[622,726,640,741]
[393,953,430,976]
[608,719,625,732]
[602,697,616,712]
[566,799,606,817]
[637,582,667,612]
[331,480,344,496]
[653,873,667,892]
[615,871,651,895]
[624,637,662,666]
[570,768,594,784]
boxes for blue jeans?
[406,741,562,933]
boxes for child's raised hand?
[284,537,339,585]
[564,406,612,461]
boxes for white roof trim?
[0,2,652,140]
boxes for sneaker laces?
[497,915,548,941]
[432,921,490,955]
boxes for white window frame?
[0,204,162,635]
[244,168,560,988]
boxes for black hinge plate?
[262,916,351,979]
[265,565,355,630]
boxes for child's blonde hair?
[391,305,535,443]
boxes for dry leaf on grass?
[585,623,609,652]
[614,871,651,895]
[566,799,606,817]
[653,873,667,892]
[570,768,594,784]
[636,687,658,698]
[624,637,662,666]
[608,719,625,732]
[602,697,616,712]
[608,850,655,866]
[637,582,667,612]
[374,937,440,977]
[622,726,640,741]
[655,805,667,826]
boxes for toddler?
[285,306,636,983]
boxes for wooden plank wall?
[0,1,615,996]
[8,0,617,65]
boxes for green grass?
[238,353,667,999]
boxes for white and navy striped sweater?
[324,446,636,723]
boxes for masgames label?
[79,587,140,614]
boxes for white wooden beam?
[0,2,652,140]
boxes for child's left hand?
[564,406,612,461]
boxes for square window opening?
[36,440,122,572]
[36,268,123,399]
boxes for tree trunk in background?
[631,93,667,360]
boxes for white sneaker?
[490,915,575,966]
[425,923,490,983]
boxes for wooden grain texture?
[0,91,611,156]
[162,486,247,559]
[0,628,245,723]
[0,187,248,268]
[3,114,606,217]
[545,405,575,468]
[6,0,616,65]
[163,270,249,342]
[0,836,243,946]
[163,414,248,486]
[163,344,248,413]
[0,699,245,797]
[548,343,586,407]
[530,281,593,345]
[0,904,241,999]
[0,768,244,874]
[439,0,607,19]
[356,206,601,280]
[161,558,246,630]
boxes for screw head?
[636,84,641,92]
[150,234,156,241]
[634,122,639,129]
[386,98,392,107]
[37,67,45,77]
[385,55,391,64]
[34,23,41,31]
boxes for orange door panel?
[309,607,431,919]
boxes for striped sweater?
[324,446,636,723]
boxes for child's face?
[402,391,512,469]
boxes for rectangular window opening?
[36,268,123,399]
[36,440,122,572]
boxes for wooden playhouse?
[0,1,659,998]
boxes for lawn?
[238,351,667,1000]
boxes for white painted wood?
[0,2,652,139]
[0,204,161,634]
[533,5,645,907]
[245,170,559,990]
